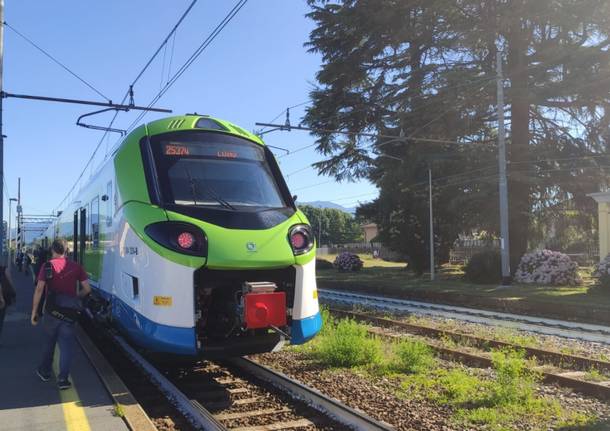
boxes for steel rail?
[226,357,396,431]
[319,289,610,344]
[112,335,227,431]
[331,308,610,373]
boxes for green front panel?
[166,210,301,269]
[123,202,207,268]
[114,125,150,204]
[145,115,264,146]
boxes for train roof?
[145,115,264,146]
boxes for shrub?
[394,339,435,373]
[464,250,502,284]
[333,252,363,272]
[592,254,610,289]
[316,318,381,367]
[316,258,334,270]
[513,250,581,286]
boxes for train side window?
[91,197,100,249]
[86,203,91,247]
[106,181,112,227]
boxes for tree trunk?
[506,2,531,272]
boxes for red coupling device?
[244,292,287,329]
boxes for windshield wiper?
[184,167,199,206]
[184,167,235,211]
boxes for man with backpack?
[30,239,91,390]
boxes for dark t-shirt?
[37,257,88,297]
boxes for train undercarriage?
[193,267,296,357]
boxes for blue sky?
[3,0,377,226]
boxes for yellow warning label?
[153,296,173,306]
[312,289,318,299]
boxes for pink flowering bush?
[514,250,581,286]
[333,252,363,272]
[592,254,610,289]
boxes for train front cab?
[113,116,322,358]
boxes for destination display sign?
[162,141,263,161]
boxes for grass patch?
[314,314,382,368]
[393,339,435,373]
[399,348,589,430]
[584,368,609,382]
[298,315,604,429]
[317,263,610,324]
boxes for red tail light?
[177,232,195,249]
[145,222,207,257]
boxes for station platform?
[0,266,130,431]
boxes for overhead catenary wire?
[53,0,199,213]
[123,0,249,135]
[4,21,111,102]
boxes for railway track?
[319,288,610,344]
[328,308,610,401]
[86,320,394,431]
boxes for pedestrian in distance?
[16,251,23,272]
[31,239,91,390]
[32,246,48,287]
[0,265,16,345]
[24,251,32,276]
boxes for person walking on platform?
[32,246,48,287]
[24,251,32,276]
[30,239,91,390]
[16,250,23,272]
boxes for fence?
[317,242,402,261]
[449,239,500,265]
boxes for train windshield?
[150,132,288,210]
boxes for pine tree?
[304,0,610,273]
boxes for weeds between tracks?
[292,309,602,430]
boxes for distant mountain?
[300,200,356,214]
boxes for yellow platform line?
[53,346,92,431]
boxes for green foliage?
[393,339,435,373]
[430,368,487,407]
[489,349,539,405]
[463,250,502,284]
[304,0,610,272]
[593,254,610,289]
[299,205,362,245]
[315,318,382,367]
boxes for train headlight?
[145,222,207,257]
[288,224,314,255]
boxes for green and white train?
[41,115,321,357]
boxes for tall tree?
[304,0,610,272]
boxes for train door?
[79,207,86,265]
[73,211,78,261]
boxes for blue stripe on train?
[103,286,320,353]
[291,311,322,344]
[111,296,197,356]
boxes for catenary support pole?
[7,197,11,266]
[496,51,511,285]
[429,167,435,281]
[16,177,20,252]
[0,1,5,264]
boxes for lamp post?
[8,197,15,267]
